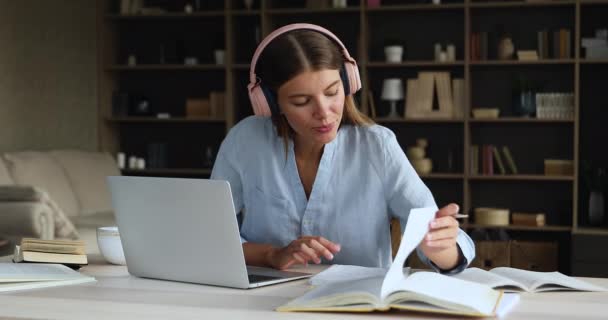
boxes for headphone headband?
[249,23,357,88]
[248,23,361,116]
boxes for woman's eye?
[326,89,339,96]
[292,99,309,106]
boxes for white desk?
[1,255,608,320]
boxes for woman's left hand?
[419,203,461,270]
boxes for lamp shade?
[381,78,404,101]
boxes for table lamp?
[381,78,404,118]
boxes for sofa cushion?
[4,152,79,218]
[0,158,14,185]
[0,185,79,239]
[50,150,120,216]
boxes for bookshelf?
[97,0,608,275]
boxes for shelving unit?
[97,0,608,274]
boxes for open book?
[0,263,96,292]
[277,207,512,317]
[453,267,608,293]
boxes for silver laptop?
[107,176,311,289]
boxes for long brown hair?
[255,29,374,153]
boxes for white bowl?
[97,226,126,265]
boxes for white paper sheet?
[380,207,436,299]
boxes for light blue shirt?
[211,116,475,269]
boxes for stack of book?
[13,238,87,269]
[0,263,95,293]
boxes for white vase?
[589,190,605,226]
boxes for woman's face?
[277,69,345,148]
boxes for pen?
[453,214,469,219]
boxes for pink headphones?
[247,23,362,117]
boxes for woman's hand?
[267,236,341,270]
[419,203,462,270]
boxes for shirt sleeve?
[380,129,475,273]
[210,131,247,243]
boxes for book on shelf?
[517,50,539,61]
[481,145,494,175]
[405,72,454,119]
[501,146,518,174]
[13,238,88,269]
[0,263,95,293]
[492,146,507,175]
[277,207,516,317]
[511,212,546,227]
[471,144,479,175]
[453,267,608,293]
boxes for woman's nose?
[313,97,331,118]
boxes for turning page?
[381,207,436,299]
[308,264,395,286]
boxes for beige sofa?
[0,150,119,255]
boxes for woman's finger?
[308,239,335,260]
[430,216,459,230]
[298,242,321,264]
[426,227,459,242]
[425,238,457,249]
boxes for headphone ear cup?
[260,84,279,115]
[339,67,351,96]
[343,61,361,95]
[248,85,272,116]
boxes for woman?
[211,24,474,272]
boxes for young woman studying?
[211,23,474,273]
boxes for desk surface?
[1,255,608,320]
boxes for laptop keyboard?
[248,274,281,284]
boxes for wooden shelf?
[105,12,225,19]
[374,117,464,124]
[121,168,212,175]
[462,223,572,232]
[470,59,576,66]
[107,117,226,123]
[366,4,466,11]
[468,174,575,181]
[420,173,464,179]
[573,227,608,236]
[367,61,465,67]
[266,7,360,14]
[230,10,261,16]
[232,64,251,70]
[469,117,574,123]
[469,0,576,9]
[579,0,608,5]
[106,64,225,71]
[580,59,608,64]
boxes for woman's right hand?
[267,236,341,270]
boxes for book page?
[309,265,388,286]
[381,207,436,300]
[390,271,502,316]
[277,276,384,311]
[0,263,86,282]
[453,267,527,292]
[491,267,608,292]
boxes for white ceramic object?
[97,226,126,265]
[411,158,432,174]
[384,45,404,63]
[406,146,426,160]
